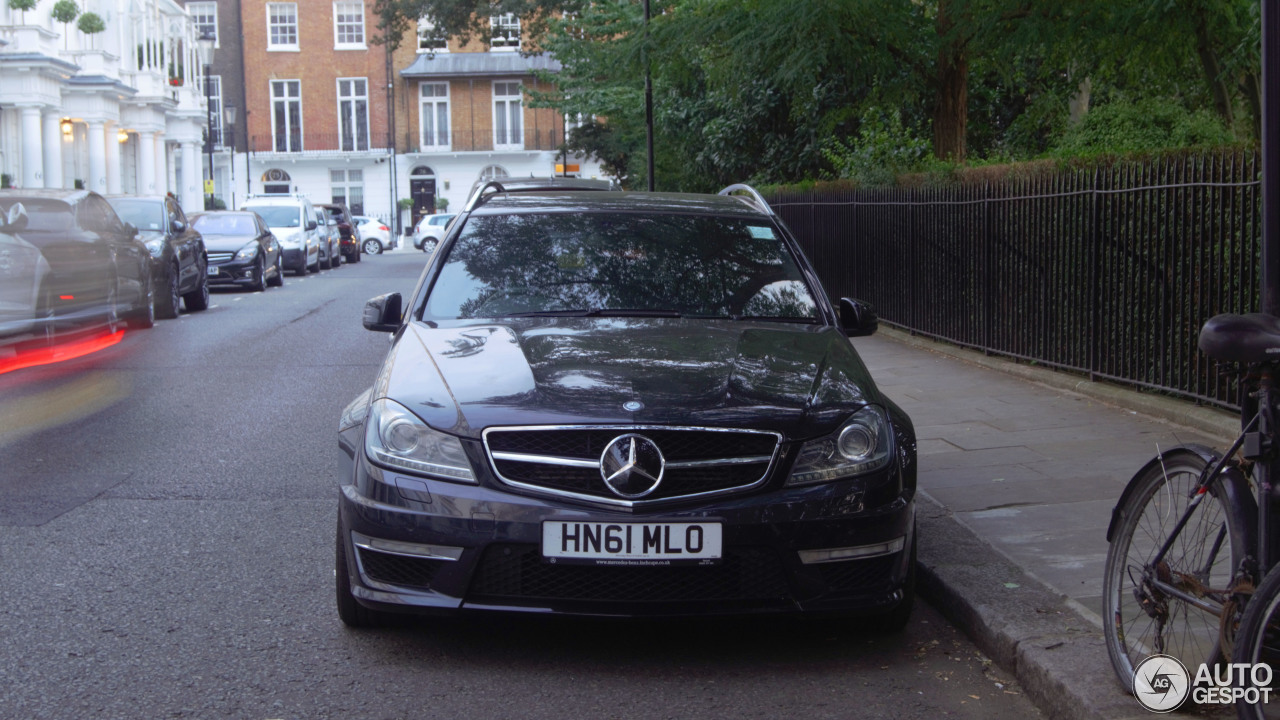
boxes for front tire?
[157,264,180,319]
[1233,565,1280,719]
[1102,450,1247,691]
[268,255,284,287]
[250,257,266,292]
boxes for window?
[267,3,298,50]
[333,1,365,48]
[337,78,369,151]
[417,16,448,53]
[270,80,302,152]
[205,75,223,148]
[331,169,364,214]
[479,165,508,182]
[493,81,522,149]
[188,2,218,45]
[490,13,520,51]
[419,83,449,150]
[262,169,292,194]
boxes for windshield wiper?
[502,308,683,318]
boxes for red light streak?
[0,329,125,375]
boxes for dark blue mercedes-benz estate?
[336,181,917,627]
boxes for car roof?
[467,190,772,219]
[0,188,93,202]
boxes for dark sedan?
[189,211,284,292]
[316,203,362,264]
[107,195,209,318]
[0,189,155,339]
[337,182,917,629]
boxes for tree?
[51,0,78,49]
[77,11,105,49]
[8,0,36,24]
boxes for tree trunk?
[1194,12,1234,132]
[933,0,967,161]
[1241,70,1262,142]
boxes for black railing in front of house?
[767,150,1262,410]
[249,132,392,154]
[250,129,570,156]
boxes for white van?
[243,194,322,275]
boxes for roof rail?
[717,184,775,216]
[464,181,508,212]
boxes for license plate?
[206,266,218,276]
[542,521,722,566]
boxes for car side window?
[170,201,188,230]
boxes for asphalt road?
[0,249,1045,720]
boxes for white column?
[138,131,157,194]
[19,106,44,189]
[154,136,168,195]
[87,120,107,193]
[105,123,122,195]
[180,140,201,214]
[42,110,62,189]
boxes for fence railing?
[767,150,1262,409]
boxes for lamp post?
[224,106,237,208]
[197,30,216,209]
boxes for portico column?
[87,120,107,193]
[138,131,156,194]
[154,136,168,195]
[105,122,122,195]
[19,106,44,189]
[42,110,63,189]
[180,140,201,213]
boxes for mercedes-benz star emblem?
[600,434,665,499]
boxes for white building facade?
[0,0,212,214]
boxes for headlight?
[235,243,259,261]
[365,398,476,483]
[786,405,892,486]
[144,238,165,256]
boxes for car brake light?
[379,225,388,231]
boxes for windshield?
[423,212,819,321]
[249,206,302,228]
[108,199,165,232]
[192,213,257,235]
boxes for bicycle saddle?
[1198,313,1280,363]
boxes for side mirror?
[306,220,318,231]
[3,202,29,232]
[172,219,186,233]
[839,298,878,337]
[122,221,138,238]
[363,292,403,333]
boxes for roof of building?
[400,51,562,79]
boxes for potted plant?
[51,0,77,49]
[435,197,450,212]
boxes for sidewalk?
[855,328,1236,720]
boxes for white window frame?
[490,13,520,51]
[417,16,449,54]
[419,82,450,151]
[337,77,370,152]
[206,75,224,148]
[188,2,219,46]
[492,80,523,150]
[266,3,299,51]
[333,1,366,49]
[270,79,303,152]
[330,169,364,214]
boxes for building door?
[409,166,435,229]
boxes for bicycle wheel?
[1104,449,1246,690]
[1234,565,1280,719]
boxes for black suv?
[337,182,917,627]
[107,195,209,318]
[315,203,361,264]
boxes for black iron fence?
[767,150,1262,409]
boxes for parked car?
[0,189,155,338]
[412,212,455,253]
[189,211,284,292]
[0,203,51,343]
[353,216,392,255]
[314,206,341,270]
[315,203,361,263]
[336,182,917,629]
[243,194,321,275]
[107,194,209,318]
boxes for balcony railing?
[402,128,569,154]
[250,132,391,155]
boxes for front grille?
[357,547,445,590]
[815,555,898,593]
[470,543,790,603]
[484,426,781,505]
[207,251,235,264]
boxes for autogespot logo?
[1133,654,1190,713]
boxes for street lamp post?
[197,30,216,210]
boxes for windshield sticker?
[748,226,775,239]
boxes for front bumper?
[337,451,915,619]
[207,258,258,286]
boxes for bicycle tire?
[1233,564,1280,718]
[1104,449,1248,690]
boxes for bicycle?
[1103,312,1280,715]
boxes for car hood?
[200,233,255,252]
[375,318,878,440]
